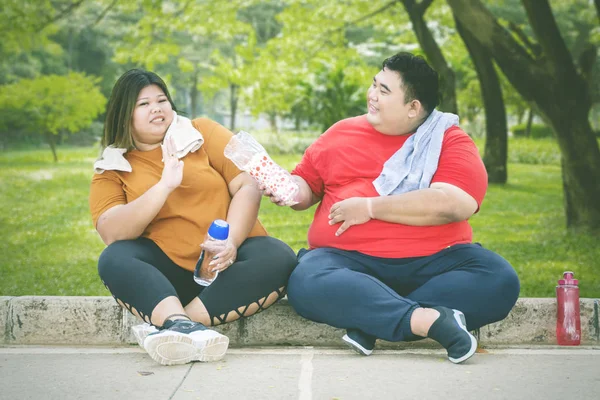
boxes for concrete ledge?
[2,296,599,347]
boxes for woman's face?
[131,84,174,150]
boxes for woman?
[89,69,297,366]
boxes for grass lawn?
[0,140,598,298]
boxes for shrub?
[251,130,321,155]
[512,123,554,139]
[63,121,104,147]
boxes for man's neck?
[376,116,427,136]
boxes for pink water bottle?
[556,271,581,346]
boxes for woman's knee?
[243,236,297,275]
[97,239,148,285]
[97,240,128,279]
[266,237,298,275]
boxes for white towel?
[164,112,204,159]
[94,111,204,174]
[94,146,132,173]
[372,110,459,196]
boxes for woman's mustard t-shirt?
[89,118,267,271]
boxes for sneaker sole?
[342,334,373,356]
[448,309,477,364]
[144,331,229,366]
[132,324,158,349]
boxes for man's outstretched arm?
[262,175,321,210]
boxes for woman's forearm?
[226,183,262,248]
[96,182,173,245]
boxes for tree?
[0,0,84,57]
[455,19,508,183]
[448,0,600,233]
[400,0,458,114]
[292,62,373,132]
[0,73,106,161]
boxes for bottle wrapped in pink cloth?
[224,131,300,206]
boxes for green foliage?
[502,137,561,165]
[252,130,320,155]
[0,0,60,56]
[0,73,106,151]
[0,147,108,295]
[474,136,562,166]
[470,162,600,298]
[512,123,555,139]
[289,62,375,131]
[0,146,598,298]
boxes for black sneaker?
[143,319,229,366]
[427,306,477,364]
[342,329,376,356]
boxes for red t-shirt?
[292,115,487,258]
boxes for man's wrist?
[366,197,374,219]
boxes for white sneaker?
[143,320,229,366]
[132,323,158,349]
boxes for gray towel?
[373,110,459,196]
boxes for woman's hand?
[204,239,238,273]
[159,136,184,191]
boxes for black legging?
[98,236,297,325]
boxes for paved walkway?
[1,346,599,399]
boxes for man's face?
[366,68,417,135]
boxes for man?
[265,52,519,363]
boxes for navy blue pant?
[287,243,520,342]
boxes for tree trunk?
[455,18,507,183]
[525,108,534,137]
[560,115,600,232]
[268,112,278,134]
[229,83,238,132]
[448,0,600,233]
[516,108,525,125]
[46,132,58,162]
[190,71,198,118]
[401,0,458,114]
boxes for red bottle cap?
[558,271,578,285]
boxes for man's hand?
[259,184,290,207]
[329,197,373,236]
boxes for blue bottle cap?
[208,219,229,240]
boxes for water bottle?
[556,271,581,346]
[194,219,229,287]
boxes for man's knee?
[487,250,520,294]
[286,257,333,316]
[481,255,520,324]
[287,262,315,300]
[496,259,520,314]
